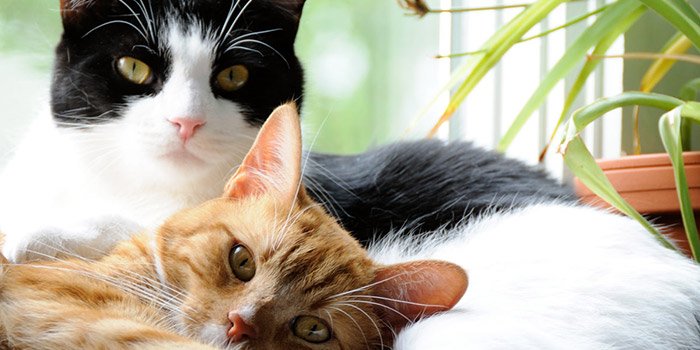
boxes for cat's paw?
[1,216,142,263]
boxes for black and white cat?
[0,0,572,261]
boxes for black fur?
[52,0,304,127]
[305,140,576,244]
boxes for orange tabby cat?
[0,104,467,350]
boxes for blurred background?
[1,0,697,177]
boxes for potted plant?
[560,92,699,257]
[398,0,700,260]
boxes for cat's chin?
[148,152,223,184]
[159,149,207,166]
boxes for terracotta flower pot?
[575,151,700,255]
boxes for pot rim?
[594,151,700,171]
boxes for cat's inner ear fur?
[371,260,468,331]
[224,103,302,207]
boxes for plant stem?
[436,5,608,59]
[589,53,700,65]
[426,3,531,14]
[427,0,569,137]
[633,106,642,155]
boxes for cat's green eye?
[216,65,249,92]
[116,57,152,85]
[291,316,331,344]
[229,245,256,282]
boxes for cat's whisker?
[341,298,414,325]
[118,0,152,44]
[53,106,92,115]
[54,116,114,125]
[224,45,263,57]
[129,0,156,42]
[24,245,196,322]
[218,0,241,44]
[346,294,447,309]
[325,271,412,301]
[225,39,289,67]
[145,0,157,43]
[16,256,191,322]
[302,177,344,219]
[91,149,125,178]
[272,109,329,250]
[299,111,357,219]
[227,28,282,43]
[274,204,322,252]
[378,317,399,345]
[226,0,254,42]
[83,20,149,43]
[267,200,282,253]
[324,309,335,333]
[336,302,384,350]
[132,44,157,54]
[328,306,370,350]
[37,259,182,312]
[103,260,193,306]
[56,109,117,124]
[305,157,362,201]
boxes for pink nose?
[227,312,257,342]
[168,117,206,142]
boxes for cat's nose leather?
[168,117,206,142]
[227,311,258,342]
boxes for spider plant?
[399,0,700,261]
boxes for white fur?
[199,324,231,349]
[0,19,259,262]
[370,204,700,350]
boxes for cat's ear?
[224,103,302,207]
[278,0,306,19]
[371,260,468,331]
[60,0,111,30]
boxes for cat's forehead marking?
[160,21,216,107]
[264,219,373,303]
[165,21,216,68]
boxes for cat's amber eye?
[116,57,153,85]
[229,245,256,282]
[216,65,249,92]
[291,316,331,344]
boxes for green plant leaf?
[497,0,646,151]
[562,137,676,250]
[633,33,693,154]
[539,5,646,159]
[636,0,700,48]
[558,92,689,252]
[560,92,683,150]
[427,0,568,136]
[658,103,700,261]
[680,78,700,149]
[641,33,693,92]
[680,77,700,101]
